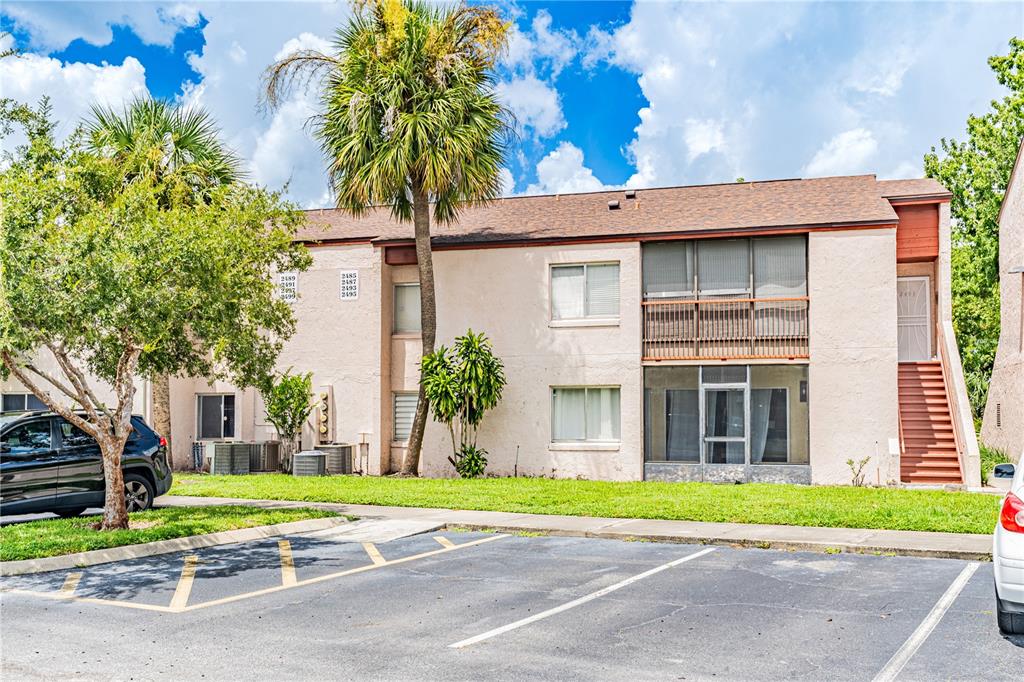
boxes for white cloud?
[803,128,879,177]
[496,75,565,138]
[844,46,916,97]
[525,142,614,195]
[683,118,725,162]
[883,160,923,180]
[1,1,200,51]
[497,167,514,197]
[0,53,149,148]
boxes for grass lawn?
[0,505,338,562]
[171,474,1001,535]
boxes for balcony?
[642,297,810,361]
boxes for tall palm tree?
[264,0,511,475]
[84,97,243,468]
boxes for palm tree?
[84,97,243,468]
[264,0,511,475]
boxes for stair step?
[901,460,961,469]
[901,470,962,481]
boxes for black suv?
[0,411,172,517]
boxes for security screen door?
[701,366,748,465]
[897,277,931,362]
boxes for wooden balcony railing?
[642,297,810,361]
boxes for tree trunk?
[402,186,436,476]
[151,373,173,468]
[98,435,130,530]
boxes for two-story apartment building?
[2,173,979,486]
[982,138,1024,461]
[151,173,979,487]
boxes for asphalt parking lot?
[1,524,1020,681]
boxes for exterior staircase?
[898,361,963,484]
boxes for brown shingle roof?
[877,177,951,200]
[298,174,912,246]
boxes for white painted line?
[449,546,717,649]
[872,562,979,682]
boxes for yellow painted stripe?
[60,573,83,596]
[182,534,508,613]
[169,555,199,610]
[362,542,386,566]
[434,536,455,549]
[278,540,297,587]
[4,589,176,613]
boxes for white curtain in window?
[586,264,620,318]
[753,236,806,298]
[394,285,421,332]
[643,243,693,299]
[552,388,586,440]
[698,239,749,297]
[551,266,585,320]
[750,389,771,463]
[586,387,620,441]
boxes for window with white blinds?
[551,263,620,320]
[753,236,807,297]
[642,242,694,299]
[339,270,359,300]
[393,393,418,441]
[393,284,421,333]
[551,387,621,442]
[278,272,298,303]
[642,236,806,300]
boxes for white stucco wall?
[167,243,385,471]
[1,348,148,420]
[808,228,900,484]
[982,158,1024,460]
[387,242,644,480]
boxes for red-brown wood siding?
[895,204,939,262]
[384,244,418,265]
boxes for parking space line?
[362,542,387,565]
[449,546,717,649]
[60,573,82,595]
[872,562,980,682]
[278,540,297,586]
[169,555,199,610]
[434,536,455,549]
[3,589,176,613]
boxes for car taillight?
[1000,493,1024,533]
[159,436,168,448]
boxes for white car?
[994,457,1024,635]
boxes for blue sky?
[1,1,1021,207]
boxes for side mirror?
[993,463,1016,479]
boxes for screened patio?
[641,236,810,361]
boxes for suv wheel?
[124,474,155,512]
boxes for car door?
[0,417,59,514]
[54,418,105,509]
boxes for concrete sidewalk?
[156,495,993,561]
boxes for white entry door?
[897,276,931,361]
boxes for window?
[278,272,298,303]
[58,419,95,448]
[393,393,418,442]
[197,394,235,440]
[394,284,421,333]
[340,270,359,300]
[1,420,51,454]
[551,387,620,442]
[551,263,620,321]
[642,236,807,301]
[1,393,47,413]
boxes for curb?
[444,524,993,562]
[0,515,351,577]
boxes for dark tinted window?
[1,393,47,412]
[58,420,96,448]
[2,420,52,454]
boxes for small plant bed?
[0,505,337,562]
[170,475,1001,535]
